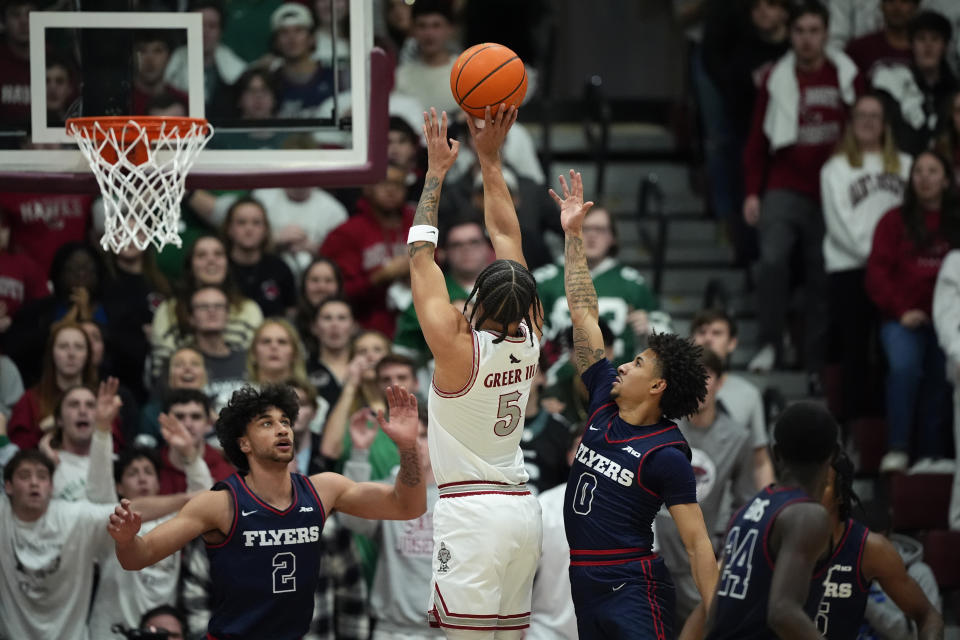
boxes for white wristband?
[407,225,439,246]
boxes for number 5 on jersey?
[493,391,523,436]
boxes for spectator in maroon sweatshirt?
[866,150,960,473]
[320,163,414,338]
[743,0,862,387]
[845,0,918,80]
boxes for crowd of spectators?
[695,0,960,477]
[1,0,960,638]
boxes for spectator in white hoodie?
[933,248,960,528]
[820,93,911,425]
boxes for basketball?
[450,43,528,119]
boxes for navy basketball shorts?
[569,555,676,640]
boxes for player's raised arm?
[467,105,525,267]
[318,385,426,520]
[552,170,605,374]
[407,108,471,354]
[109,489,229,570]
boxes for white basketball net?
[69,118,214,253]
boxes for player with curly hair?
[106,384,426,639]
[553,169,718,639]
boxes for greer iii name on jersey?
[483,364,538,388]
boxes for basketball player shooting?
[552,170,719,639]
[106,384,426,640]
[407,105,544,638]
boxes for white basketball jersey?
[428,323,540,485]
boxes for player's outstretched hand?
[467,104,518,161]
[550,169,595,234]
[107,498,143,544]
[376,385,419,450]
[423,107,460,176]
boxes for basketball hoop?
[66,116,214,253]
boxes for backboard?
[0,0,387,191]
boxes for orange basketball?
[450,43,527,119]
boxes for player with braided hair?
[407,104,544,638]
[804,450,943,640]
[462,257,542,347]
[553,169,717,639]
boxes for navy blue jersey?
[805,519,870,640]
[206,472,327,639]
[563,359,695,569]
[707,486,813,640]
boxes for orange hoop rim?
[66,116,211,141]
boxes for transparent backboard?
[0,0,386,190]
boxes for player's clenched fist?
[107,498,143,543]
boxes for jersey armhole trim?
[724,501,751,537]
[811,517,855,579]
[206,481,239,549]
[761,497,813,569]
[635,441,688,500]
[431,330,480,398]
[854,525,870,591]
[586,401,616,428]
[301,473,328,525]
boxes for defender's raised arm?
[552,170,605,374]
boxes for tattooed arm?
[550,170,606,375]
[319,385,427,521]
[408,108,473,358]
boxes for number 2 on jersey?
[272,551,296,593]
[493,391,523,436]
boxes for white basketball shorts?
[428,482,542,632]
